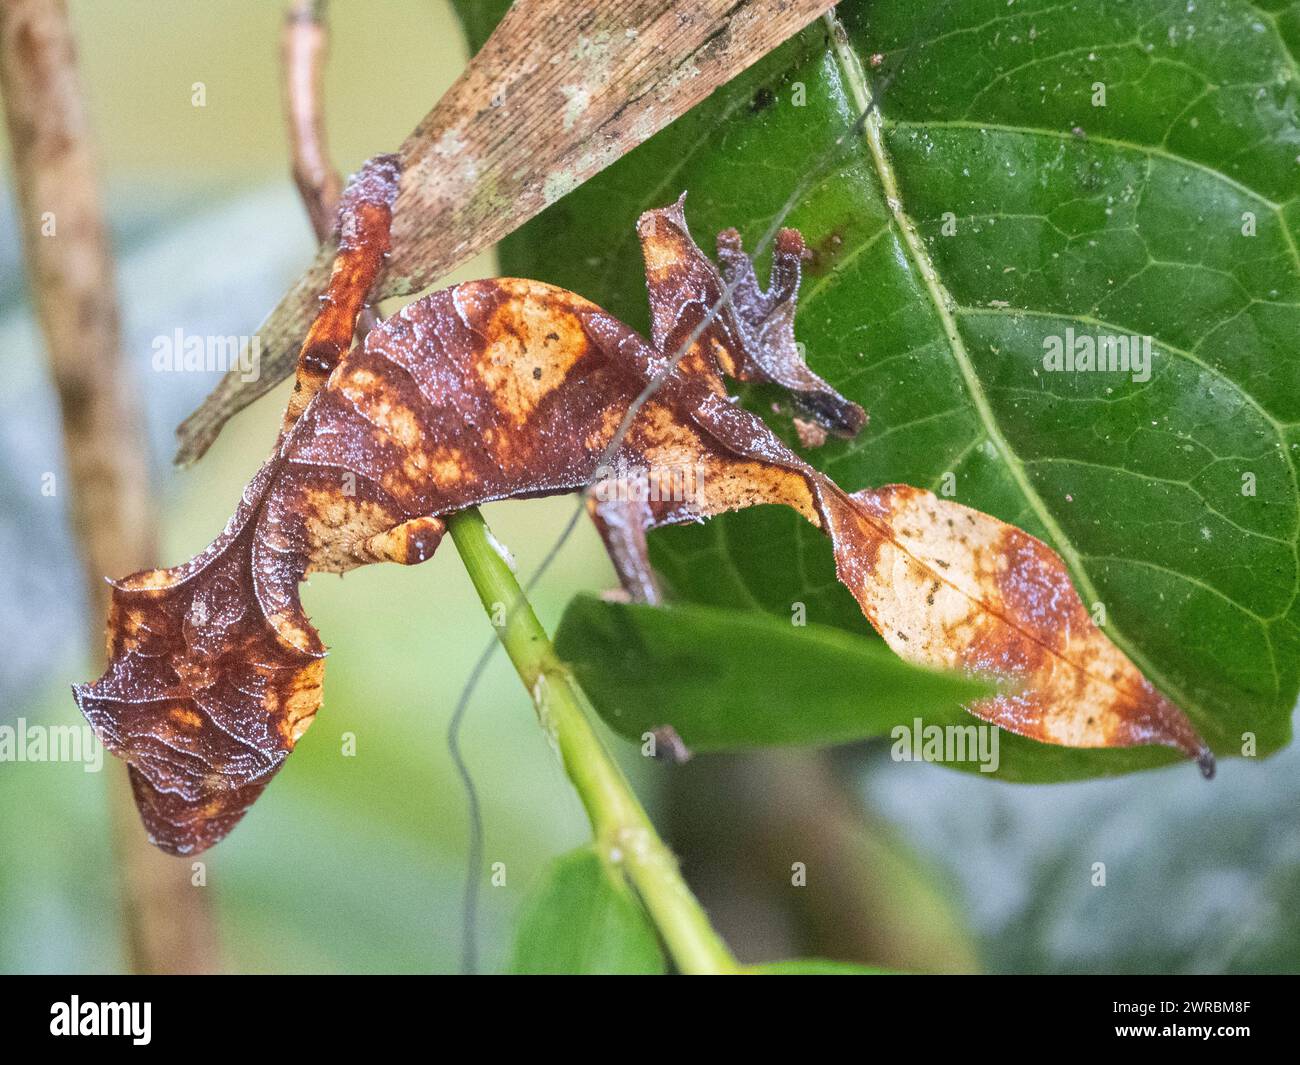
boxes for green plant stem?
[446,507,740,975]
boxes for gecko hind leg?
[306,514,447,575]
[360,514,447,567]
[587,496,661,605]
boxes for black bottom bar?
[1,973,1291,1050]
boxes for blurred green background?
[1,1,1297,975]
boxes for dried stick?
[282,0,340,241]
[0,0,220,973]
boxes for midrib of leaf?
[821,10,1207,720]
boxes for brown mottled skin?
[75,156,1211,856]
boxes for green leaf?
[484,0,1300,775]
[750,958,893,974]
[556,594,990,751]
[557,595,1176,780]
[510,846,666,975]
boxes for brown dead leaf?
[76,156,1210,856]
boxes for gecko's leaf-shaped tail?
[73,156,402,855]
[73,462,325,854]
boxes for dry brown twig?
[0,0,220,973]
[282,0,341,242]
